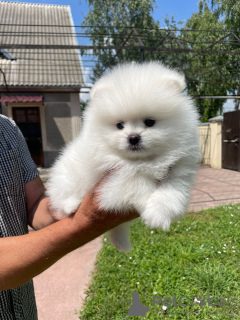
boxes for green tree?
[178,2,230,121]
[164,1,239,121]
[80,0,170,80]
[203,0,240,109]
[80,99,89,113]
[205,0,240,31]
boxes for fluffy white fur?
[47,62,200,252]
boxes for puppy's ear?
[90,85,100,99]
[167,72,186,93]
[90,81,108,100]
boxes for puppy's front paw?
[142,207,172,231]
[141,190,188,231]
[52,210,69,220]
[54,197,82,217]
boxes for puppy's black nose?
[128,134,141,145]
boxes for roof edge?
[0,1,70,8]
[0,86,81,93]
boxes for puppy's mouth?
[128,144,143,152]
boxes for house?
[0,1,83,167]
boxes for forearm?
[0,213,98,291]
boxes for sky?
[2,0,201,28]
[2,0,235,111]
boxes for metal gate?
[222,110,240,171]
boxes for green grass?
[78,204,240,319]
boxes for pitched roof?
[0,1,83,88]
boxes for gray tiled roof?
[0,1,83,88]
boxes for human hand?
[70,173,139,240]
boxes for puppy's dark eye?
[144,118,155,127]
[116,122,124,130]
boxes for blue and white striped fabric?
[0,114,39,319]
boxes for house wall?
[1,92,81,167]
[199,124,211,165]
[198,119,222,169]
[209,120,222,169]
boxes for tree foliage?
[81,0,152,76]
[81,0,239,121]
[81,0,178,80]
[181,1,239,120]
[202,0,240,111]
[176,3,227,121]
[205,0,240,31]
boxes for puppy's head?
[87,62,198,160]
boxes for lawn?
[78,204,240,319]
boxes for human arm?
[25,175,57,230]
[0,184,138,291]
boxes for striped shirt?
[0,115,39,319]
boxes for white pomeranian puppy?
[47,62,200,252]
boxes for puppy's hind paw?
[110,235,132,252]
[109,222,132,252]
